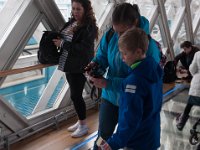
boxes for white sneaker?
[71,125,88,138]
[67,122,79,132]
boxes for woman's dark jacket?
[60,20,97,73]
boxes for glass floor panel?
[160,89,200,150]
[69,89,200,150]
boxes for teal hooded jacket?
[93,16,161,106]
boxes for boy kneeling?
[98,27,163,150]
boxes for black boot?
[176,113,189,131]
[197,144,200,150]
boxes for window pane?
[54,0,110,23]
[127,0,155,17]
[139,4,155,19]
[190,0,200,20]
[54,0,71,21]
[128,0,154,5]
[0,0,29,45]
[0,66,64,117]
[0,0,7,12]
[194,26,200,45]
[151,19,164,48]
[0,22,66,117]
[165,0,184,30]
[1,21,45,87]
[173,23,187,56]
[92,0,109,21]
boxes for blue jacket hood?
[133,57,163,83]
[139,16,150,34]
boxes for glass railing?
[0,59,66,117]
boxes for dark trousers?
[66,73,86,120]
[197,144,200,150]
[183,103,193,116]
[93,99,119,150]
[183,96,200,116]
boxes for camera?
[85,62,105,78]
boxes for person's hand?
[84,61,98,73]
[89,76,107,88]
[52,38,62,47]
[179,68,188,74]
[177,66,186,74]
[98,143,112,150]
[97,140,112,150]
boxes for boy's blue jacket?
[107,56,163,150]
[93,16,161,106]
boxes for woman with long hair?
[53,0,98,138]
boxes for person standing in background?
[176,51,200,131]
[53,0,98,138]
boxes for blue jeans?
[93,99,119,150]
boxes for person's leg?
[176,96,193,130]
[197,144,200,150]
[66,73,86,120]
[93,99,119,150]
[66,73,88,137]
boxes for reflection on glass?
[190,0,200,20]
[194,26,200,45]
[2,22,46,86]
[47,77,65,109]
[139,4,154,19]
[0,0,7,12]
[165,0,182,9]
[129,0,153,5]
[0,21,65,117]
[92,0,109,21]
[151,18,164,48]
[126,0,154,18]
[165,0,184,30]
[0,66,65,117]
[0,23,47,88]
[173,23,186,56]
[91,0,108,6]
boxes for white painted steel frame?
[0,0,200,148]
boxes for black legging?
[197,144,200,150]
[66,73,86,120]
[183,95,200,116]
[183,103,193,116]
